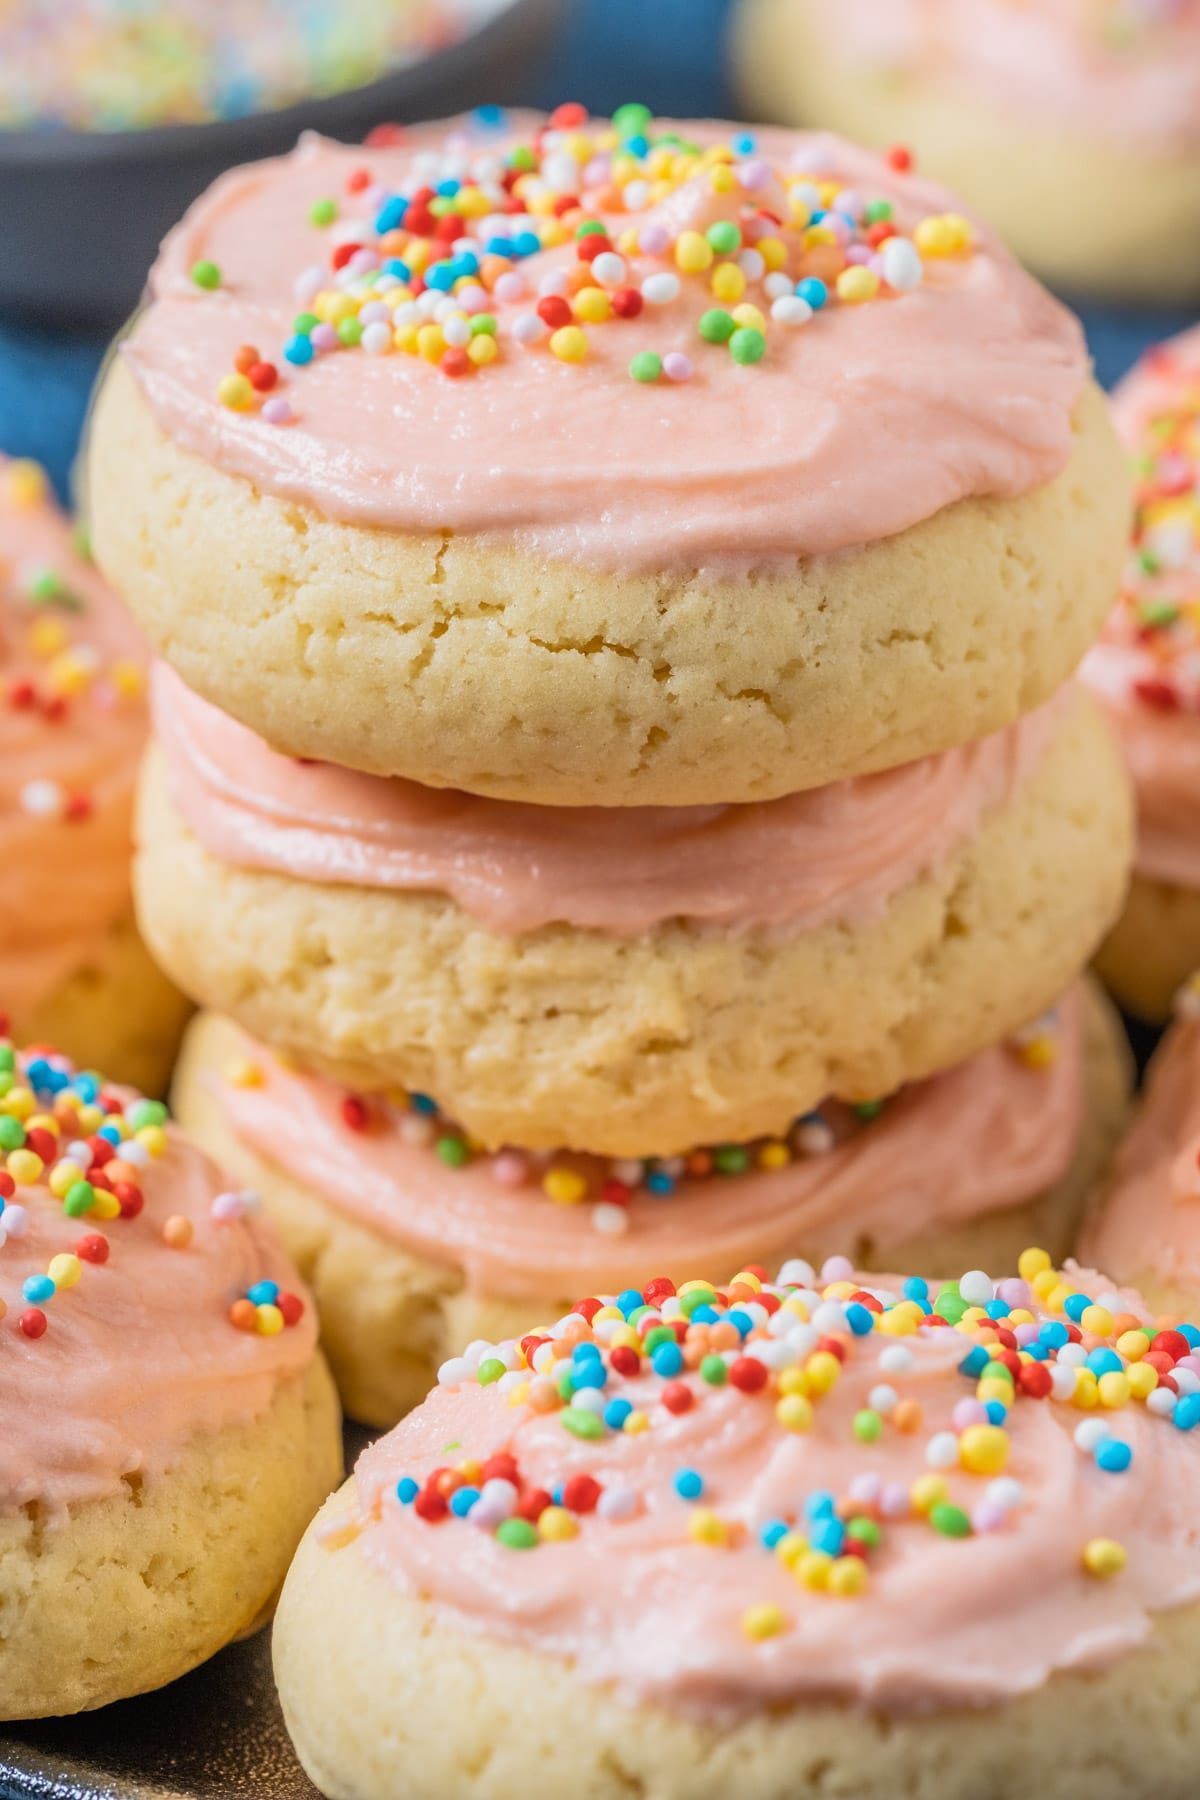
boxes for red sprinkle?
[729,1356,769,1393]
[440,348,471,378]
[661,1380,693,1415]
[76,1233,110,1264]
[517,1486,552,1522]
[331,242,362,270]
[341,1096,371,1134]
[114,1182,144,1220]
[536,294,572,329]
[482,1452,520,1485]
[1152,1330,1190,1363]
[248,361,278,392]
[885,144,913,172]
[19,1308,47,1339]
[609,1345,641,1378]
[562,1473,602,1514]
[277,1291,305,1326]
[414,1485,448,1522]
[1018,1362,1053,1399]
[576,234,612,262]
[549,101,588,128]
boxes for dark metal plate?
[0,1423,374,1800]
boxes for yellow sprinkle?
[1083,1538,1126,1579]
[757,1140,790,1171]
[688,1509,729,1546]
[1031,1268,1060,1301]
[29,619,69,659]
[730,1269,763,1292]
[709,164,737,194]
[26,1113,59,1138]
[91,1190,121,1221]
[48,1252,82,1289]
[778,1366,810,1398]
[1018,1247,1052,1281]
[805,1350,841,1394]
[1098,1371,1131,1409]
[572,285,612,324]
[1046,1282,1074,1314]
[538,1505,579,1542]
[2,1087,34,1119]
[776,1393,813,1433]
[837,267,881,303]
[757,236,788,272]
[976,1378,1014,1408]
[794,1550,832,1591]
[1017,1035,1057,1070]
[4,458,49,507]
[731,301,766,332]
[1117,1329,1151,1361]
[543,1167,588,1205]
[110,660,145,700]
[549,325,588,363]
[217,373,255,411]
[959,1424,1009,1475]
[674,230,714,273]
[136,1124,168,1157]
[828,1555,868,1597]
[742,1602,786,1640]
[505,1380,530,1408]
[255,1303,285,1336]
[417,323,446,363]
[468,334,498,367]
[1081,1305,1114,1338]
[623,1409,649,1435]
[774,1532,807,1569]
[6,1149,43,1184]
[711,261,746,303]
[1073,1368,1100,1410]
[48,1161,84,1198]
[1127,1362,1158,1401]
[910,1474,948,1515]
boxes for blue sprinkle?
[1180,1324,1200,1349]
[804,1490,837,1521]
[511,230,541,259]
[485,235,515,258]
[645,1171,675,1196]
[958,1345,989,1377]
[617,1289,643,1317]
[1175,1394,1200,1431]
[374,197,408,234]
[552,1482,565,1506]
[984,1299,1009,1320]
[604,1398,633,1430]
[984,1400,1008,1425]
[796,276,827,310]
[1087,1348,1123,1377]
[810,1517,845,1558]
[383,257,411,282]
[1024,1342,1050,1362]
[425,263,457,292]
[673,1469,704,1501]
[624,132,650,157]
[22,1274,54,1305]
[572,1340,603,1363]
[74,1073,100,1103]
[98,1123,123,1145]
[410,1093,438,1115]
[572,1364,607,1392]
[451,252,480,278]
[732,131,757,153]
[845,1303,875,1336]
[651,1342,683,1378]
[284,334,314,366]
[436,178,461,197]
[247,1279,279,1307]
[760,1519,789,1550]
[1039,1320,1070,1349]
[450,1486,480,1517]
[726,1308,754,1339]
[902,1276,930,1306]
[474,103,506,127]
[1095,1439,1133,1473]
[1063,1293,1090,1322]
[397,1477,419,1505]
[690,1304,720,1325]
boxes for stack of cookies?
[88,107,1133,1427]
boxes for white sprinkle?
[641,272,681,305]
[512,312,549,346]
[959,1270,994,1306]
[361,322,392,355]
[597,1486,640,1522]
[590,251,627,287]
[878,1344,914,1376]
[1074,1418,1111,1452]
[763,271,794,300]
[882,238,923,292]
[611,1158,645,1186]
[20,779,65,819]
[811,1300,848,1335]
[441,314,471,347]
[771,295,813,327]
[738,248,766,282]
[778,1258,817,1288]
[0,1203,27,1237]
[437,1355,472,1386]
[868,1384,898,1416]
[925,1431,959,1469]
[591,1202,629,1237]
[1050,1364,1078,1402]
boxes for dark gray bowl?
[0,0,562,328]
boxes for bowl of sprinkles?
[0,0,562,325]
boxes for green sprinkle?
[613,101,653,139]
[629,351,662,383]
[469,314,497,337]
[700,1354,728,1386]
[557,1367,576,1400]
[1137,550,1162,576]
[576,219,609,238]
[865,199,893,224]
[293,311,320,335]
[847,1517,882,1548]
[643,1324,677,1353]
[0,1046,15,1073]
[706,221,741,255]
[679,1287,717,1318]
[560,1407,605,1440]
[337,317,363,347]
[191,259,221,290]
[64,1181,96,1217]
[853,1100,885,1122]
[508,144,536,171]
[853,1409,883,1443]
[729,326,766,365]
[126,1099,168,1131]
[72,521,92,562]
[714,1145,750,1175]
[436,1136,470,1168]
[0,1115,26,1151]
[930,1502,973,1539]
[1139,601,1178,628]
[27,568,80,610]
[309,197,338,226]
[698,307,736,344]
[980,1359,1016,1386]
[934,1282,969,1325]
[496,1517,540,1549]
[477,1357,506,1385]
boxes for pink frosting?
[0,1085,319,1520]
[0,460,148,1019]
[822,0,1200,149]
[212,990,1084,1298]
[154,662,1067,935]
[124,115,1088,572]
[1082,1012,1200,1297]
[1080,326,1200,890]
[349,1257,1200,1716]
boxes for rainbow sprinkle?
[204,103,975,412]
[386,1248,1200,1624]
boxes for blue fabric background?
[0,0,1194,501]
